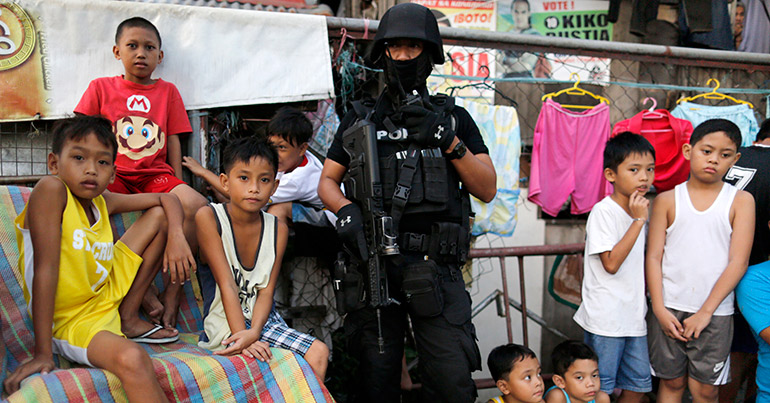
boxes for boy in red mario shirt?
[75,16,207,328]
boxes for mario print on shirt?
[74,77,190,176]
[111,94,165,161]
[114,114,165,161]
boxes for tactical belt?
[402,232,431,253]
[401,221,467,263]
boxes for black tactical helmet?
[371,3,445,65]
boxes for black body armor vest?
[346,95,469,231]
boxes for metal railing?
[467,243,584,390]
[470,243,584,347]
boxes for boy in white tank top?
[195,137,329,381]
[182,107,336,227]
[647,119,755,402]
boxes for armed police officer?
[318,3,496,402]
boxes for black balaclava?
[384,50,433,101]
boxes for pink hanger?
[641,97,665,119]
[639,97,672,133]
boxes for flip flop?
[129,324,179,344]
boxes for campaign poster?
[0,1,49,120]
[412,0,497,101]
[496,0,612,82]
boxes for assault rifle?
[341,116,400,307]
[341,115,400,353]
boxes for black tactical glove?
[400,104,456,152]
[336,203,369,261]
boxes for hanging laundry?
[456,98,521,237]
[738,0,770,53]
[529,98,612,216]
[679,0,735,50]
[671,101,758,147]
[612,109,693,192]
[305,99,340,157]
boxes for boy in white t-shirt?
[573,132,655,403]
[183,107,335,226]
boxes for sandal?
[129,324,179,344]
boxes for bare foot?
[160,285,182,329]
[122,318,178,342]
[141,284,164,324]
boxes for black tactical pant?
[344,255,481,403]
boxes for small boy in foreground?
[545,341,610,403]
[487,343,544,403]
[3,116,195,401]
[573,132,654,402]
[75,16,207,328]
[195,137,329,380]
[647,119,754,402]
[184,107,334,226]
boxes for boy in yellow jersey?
[3,115,195,402]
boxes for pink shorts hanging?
[529,98,612,216]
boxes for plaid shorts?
[246,307,316,356]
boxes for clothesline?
[430,74,770,95]
[340,60,770,95]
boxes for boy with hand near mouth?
[573,132,655,402]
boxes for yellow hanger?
[541,73,610,109]
[676,78,754,108]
